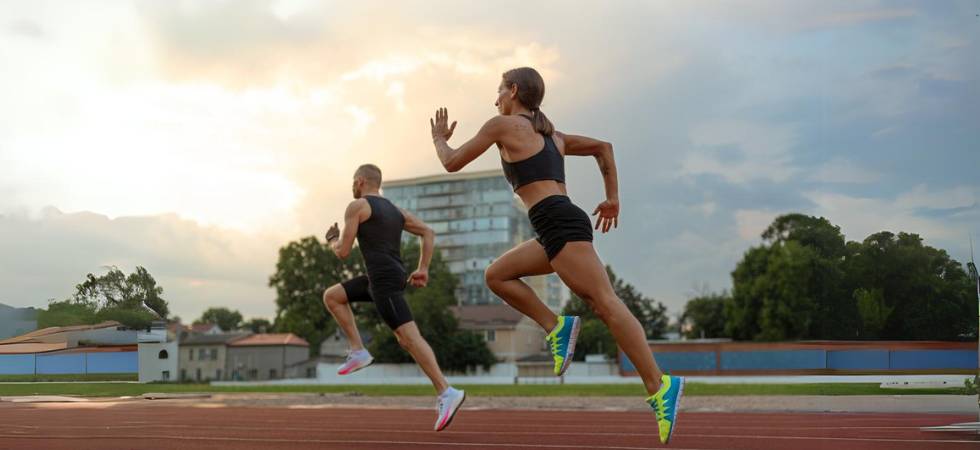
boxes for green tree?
[36,299,98,329]
[727,214,976,341]
[37,266,168,329]
[853,288,892,337]
[270,236,365,356]
[681,292,729,339]
[243,318,273,333]
[728,214,857,341]
[195,307,244,332]
[843,231,974,340]
[73,266,169,319]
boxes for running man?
[429,68,683,444]
[322,163,465,431]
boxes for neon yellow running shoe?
[545,316,580,376]
[646,374,685,444]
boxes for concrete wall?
[308,361,621,385]
[320,332,352,357]
[226,346,308,381]
[179,344,228,381]
[621,341,978,375]
[482,318,545,362]
[315,362,519,385]
[139,342,178,382]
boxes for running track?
[0,402,976,450]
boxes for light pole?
[968,235,978,422]
[922,235,980,434]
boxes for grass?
[0,382,969,398]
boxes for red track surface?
[0,402,976,450]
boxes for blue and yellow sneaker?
[647,374,684,444]
[545,315,580,376]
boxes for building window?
[210,349,218,361]
[188,349,194,361]
[485,330,496,342]
[216,369,222,380]
[270,369,278,379]
[180,369,186,381]
[196,368,201,381]
[248,369,258,379]
[162,371,170,381]
[158,350,169,359]
[306,367,316,378]
[198,348,206,360]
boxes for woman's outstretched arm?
[560,132,619,233]
[431,107,504,172]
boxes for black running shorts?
[341,275,413,330]
[528,195,594,260]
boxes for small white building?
[138,321,177,382]
[138,341,177,382]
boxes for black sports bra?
[500,114,566,191]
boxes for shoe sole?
[556,317,581,377]
[436,391,466,432]
[664,377,685,445]
[338,357,374,376]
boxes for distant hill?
[0,302,39,339]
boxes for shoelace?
[651,397,670,420]
[546,334,561,357]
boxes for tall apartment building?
[383,169,567,309]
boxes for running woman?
[322,163,465,431]
[429,68,683,444]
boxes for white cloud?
[0,209,282,320]
[808,157,882,184]
[804,186,977,243]
[2,0,975,321]
[895,184,977,210]
[682,120,798,184]
[803,8,918,30]
[734,209,782,240]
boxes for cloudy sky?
[1,0,977,323]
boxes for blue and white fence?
[0,351,138,375]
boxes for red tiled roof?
[0,321,122,345]
[190,323,220,333]
[54,345,138,354]
[0,342,68,354]
[228,333,308,347]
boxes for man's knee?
[393,323,419,348]
[323,286,345,308]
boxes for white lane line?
[0,423,932,433]
[681,432,979,444]
[0,434,707,450]
[0,425,969,443]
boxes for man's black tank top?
[500,113,566,191]
[357,195,407,293]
